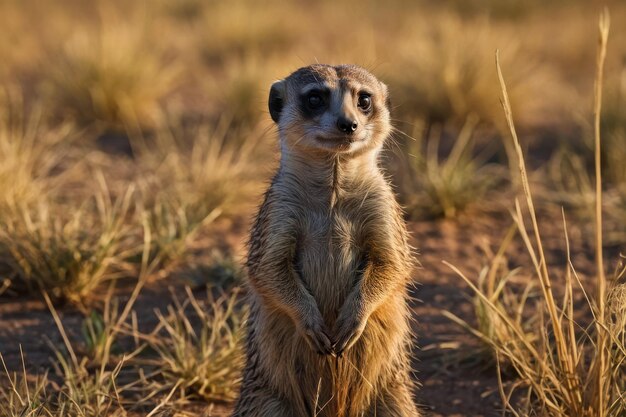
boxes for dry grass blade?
[497,48,582,412]
[592,10,610,414]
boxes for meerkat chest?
[300,207,360,254]
[297,205,364,303]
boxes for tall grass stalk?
[445,10,624,417]
[592,11,610,414]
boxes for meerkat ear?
[268,80,286,124]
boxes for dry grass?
[442,225,540,365]
[446,13,626,416]
[136,118,258,268]
[0,99,255,302]
[0,184,137,304]
[0,269,246,415]
[44,13,180,129]
[0,92,72,213]
[390,13,559,129]
[0,275,145,417]
[543,54,626,228]
[542,145,626,245]
[138,287,246,404]
[400,116,504,218]
[0,350,51,417]
[142,119,257,221]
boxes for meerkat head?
[268,64,391,156]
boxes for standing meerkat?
[232,64,419,417]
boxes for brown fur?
[232,64,419,417]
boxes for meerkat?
[232,64,419,417]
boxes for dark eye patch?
[299,88,329,118]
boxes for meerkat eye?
[357,93,372,112]
[307,93,324,109]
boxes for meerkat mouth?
[315,135,364,145]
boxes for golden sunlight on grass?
[444,12,626,416]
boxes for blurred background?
[3,0,626,220]
[2,0,625,132]
[1,0,626,415]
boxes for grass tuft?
[401,116,504,218]
[0,183,137,304]
[141,287,246,404]
[0,92,72,213]
[138,119,257,268]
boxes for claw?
[300,317,335,356]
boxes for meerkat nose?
[337,116,358,134]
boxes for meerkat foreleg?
[332,246,405,356]
[250,232,334,355]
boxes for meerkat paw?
[332,310,368,357]
[296,313,334,356]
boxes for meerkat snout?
[336,114,358,134]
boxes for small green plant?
[82,310,109,361]
[80,288,128,366]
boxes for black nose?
[337,117,358,134]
